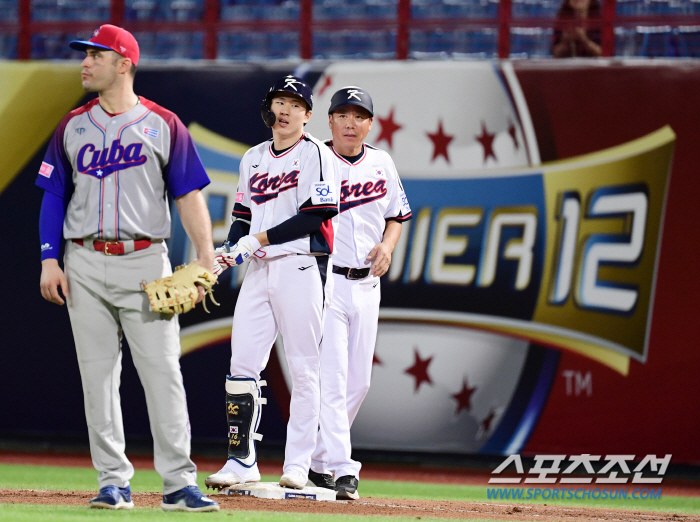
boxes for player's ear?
[303,109,312,125]
[367,117,373,132]
[328,113,333,129]
[118,56,133,75]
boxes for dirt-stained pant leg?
[110,243,197,495]
[65,241,197,493]
[65,241,134,489]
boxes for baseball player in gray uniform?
[36,25,219,512]
[204,76,340,491]
[307,87,412,499]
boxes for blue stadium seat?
[509,26,554,57]
[126,0,158,21]
[126,0,204,21]
[217,31,300,60]
[268,31,300,58]
[366,0,397,19]
[411,0,448,19]
[31,32,88,59]
[314,0,368,19]
[638,25,675,55]
[31,0,109,21]
[616,25,676,56]
[675,26,700,56]
[0,0,19,23]
[411,0,498,20]
[220,4,267,20]
[409,28,497,58]
[164,0,205,21]
[617,0,690,15]
[616,0,639,16]
[264,1,300,19]
[0,33,18,58]
[312,29,394,58]
[134,31,204,59]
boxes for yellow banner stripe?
[0,63,84,195]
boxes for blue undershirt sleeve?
[39,190,67,261]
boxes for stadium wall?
[1,59,698,465]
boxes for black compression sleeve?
[267,213,326,245]
[227,219,251,244]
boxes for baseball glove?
[142,262,219,314]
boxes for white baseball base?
[219,482,336,501]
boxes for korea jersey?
[232,133,340,259]
[327,141,412,269]
[36,97,209,241]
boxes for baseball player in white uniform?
[307,87,412,499]
[205,76,340,490]
[37,25,219,512]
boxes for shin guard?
[226,376,266,467]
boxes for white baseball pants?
[64,241,197,494]
[229,254,331,475]
[311,272,381,479]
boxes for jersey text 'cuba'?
[77,139,147,178]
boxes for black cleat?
[335,475,359,500]
[306,469,336,490]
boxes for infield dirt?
[2,451,700,521]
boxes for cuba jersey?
[36,97,209,241]
[233,133,340,259]
[327,142,412,269]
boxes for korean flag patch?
[311,182,337,206]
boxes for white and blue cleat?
[88,485,134,509]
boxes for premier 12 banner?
[173,62,673,455]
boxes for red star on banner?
[452,379,477,415]
[508,120,519,150]
[404,349,433,393]
[476,121,497,163]
[426,120,454,163]
[375,107,402,150]
[481,409,496,433]
[318,75,333,97]
[372,352,382,366]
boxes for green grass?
[1,463,699,519]
[0,504,490,522]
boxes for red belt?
[73,239,152,255]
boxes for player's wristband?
[242,234,261,252]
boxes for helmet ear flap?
[260,97,276,128]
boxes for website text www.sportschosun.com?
[487,487,662,501]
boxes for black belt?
[332,266,371,280]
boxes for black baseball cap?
[265,75,314,110]
[328,86,374,117]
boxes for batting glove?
[214,235,261,274]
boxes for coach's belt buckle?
[347,268,367,280]
[103,241,123,255]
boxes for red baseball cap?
[69,25,140,66]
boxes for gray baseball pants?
[64,240,197,494]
